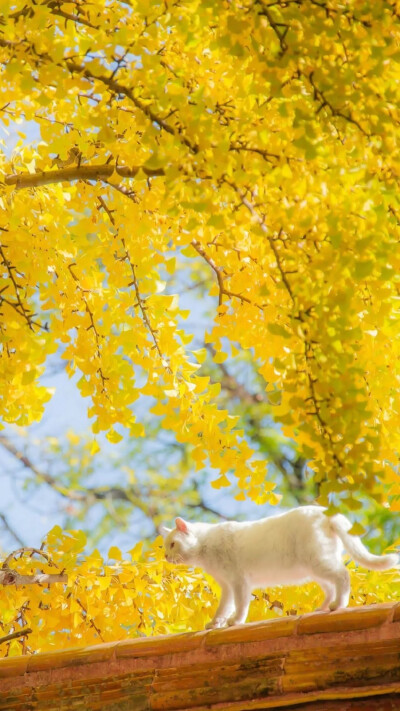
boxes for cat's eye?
[170,542,175,549]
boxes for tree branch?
[307,71,369,137]
[0,433,225,525]
[0,434,83,499]
[0,570,67,585]
[0,37,21,48]
[205,344,263,405]
[223,179,345,478]
[67,262,109,393]
[191,239,265,310]
[223,179,295,303]
[191,240,225,307]
[3,0,99,29]
[66,61,198,153]
[0,627,32,645]
[0,513,25,548]
[0,243,46,331]
[0,433,138,504]
[120,237,169,366]
[0,548,68,586]
[256,1,289,55]
[46,4,100,29]
[5,163,165,190]
[75,597,104,641]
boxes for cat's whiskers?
[171,554,184,564]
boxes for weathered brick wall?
[298,695,400,710]
[0,604,399,710]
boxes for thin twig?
[191,239,265,310]
[307,71,369,137]
[0,627,32,645]
[67,263,109,392]
[120,238,170,367]
[0,244,45,330]
[205,344,264,405]
[223,178,345,473]
[76,598,105,642]
[2,547,52,568]
[256,1,289,55]
[0,432,188,518]
[303,341,343,469]
[222,180,294,303]
[0,434,83,500]
[0,547,67,586]
[191,240,225,306]
[4,1,99,28]
[0,513,25,548]
[66,60,198,153]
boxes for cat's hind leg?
[328,565,350,610]
[227,581,251,626]
[314,579,336,611]
[311,522,351,611]
[205,582,234,629]
[313,564,350,611]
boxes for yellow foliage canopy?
[1,0,399,506]
[0,0,399,653]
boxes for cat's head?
[160,517,198,564]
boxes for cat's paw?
[328,602,342,612]
[205,617,228,630]
[227,615,243,627]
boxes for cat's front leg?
[205,581,234,630]
[227,581,250,626]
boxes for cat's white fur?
[161,506,398,629]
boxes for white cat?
[161,506,398,629]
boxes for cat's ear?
[159,526,172,538]
[175,517,189,534]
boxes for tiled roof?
[0,603,399,710]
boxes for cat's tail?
[331,514,399,570]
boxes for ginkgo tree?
[0,0,399,655]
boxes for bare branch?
[0,513,25,548]
[0,434,83,499]
[205,344,264,405]
[0,433,224,524]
